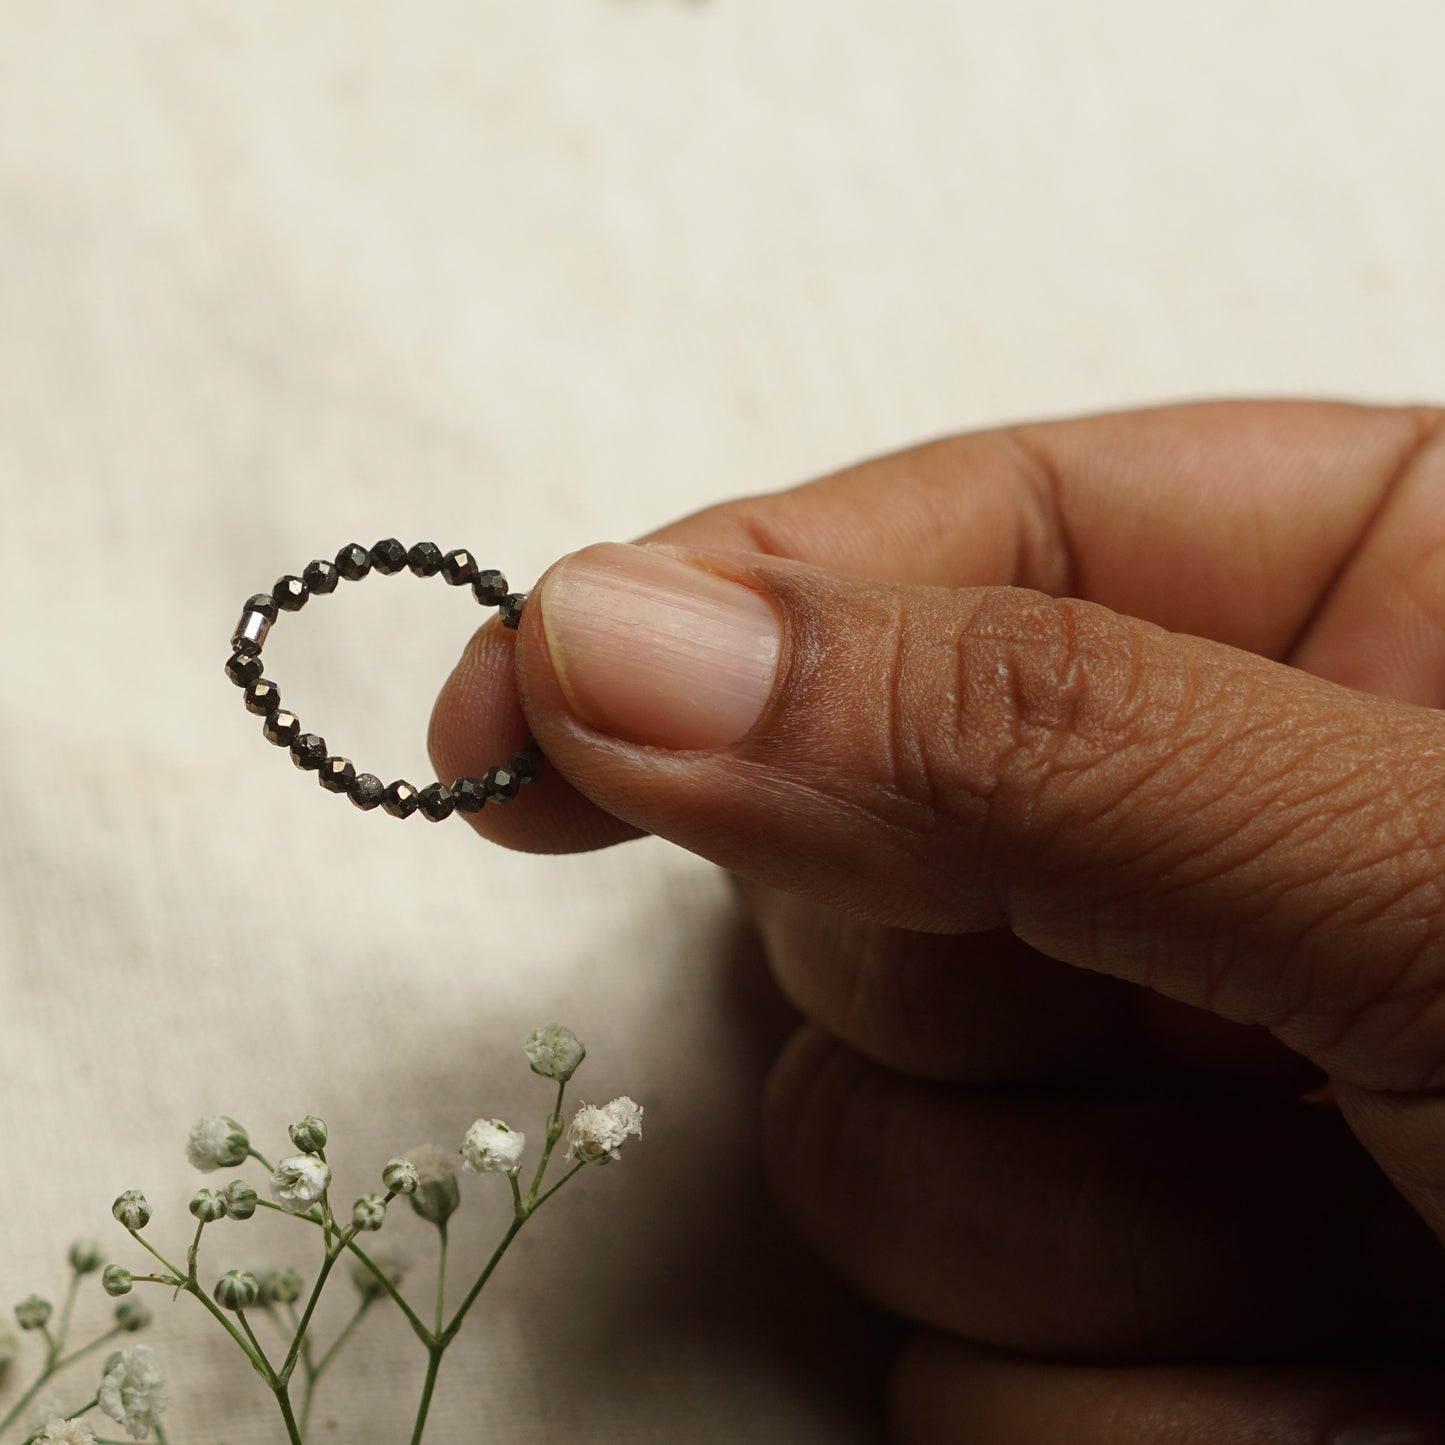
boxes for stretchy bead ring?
[226,539,539,822]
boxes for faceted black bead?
[382,780,420,818]
[471,569,509,606]
[483,764,520,803]
[263,710,301,748]
[408,542,443,577]
[318,756,357,793]
[290,732,328,770]
[226,650,264,687]
[244,593,279,622]
[499,593,527,629]
[441,549,478,586]
[302,559,339,595]
[348,772,385,810]
[509,751,542,784]
[244,678,281,716]
[451,777,487,814]
[274,575,310,611]
[370,538,408,575]
[335,543,373,581]
[417,782,455,821]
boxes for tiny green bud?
[102,1265,133,1297]
[68,1238,105,1274]
[288,1115,329,1155]
[523,1023,586,1082]
[258,1267,303,1306]
[382,1158,418,1195]
[404,1146,460,1226]
[213,1269,260,1311]
[112,1190,152,1230]
[189,1188,226,1223]
[115,1299,151,1332]
[352,1193,387,1232]
[222,1179,258,1221]
[14,1295,51,1331]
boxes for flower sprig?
[3,1024,641,1445]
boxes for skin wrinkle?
[1000,425,1081,599]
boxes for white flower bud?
[185,1116,250,1173]
[288,1115,328,1155]
[565,1096,644,1165]
[523,1024,586,1082]
[189,1188,226,1223]
[352,1194,387,1231]
[98,1343,168,1441]
[349,1240,406,1302]
[15,1295,51,1331]
[101,1265,132,1298]
[33,1418,97,1445]
[68,1239,105,1275]
[269,1155,332,1214]
[115,1299,151,1333]
[402,1144,460,1226]
[258,1267,303,1306]
[459,1119,525,1175]
[112,1191,151,1230]
[382,1158,418,1195]
[223,1180,258,1221]
[213,1269,260,1311]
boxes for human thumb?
[508,541,1445,1236]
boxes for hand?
[431,401,1445,1441]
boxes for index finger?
[430,399,1441,854]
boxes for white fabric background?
[1,2,1442,1440]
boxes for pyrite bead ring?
[226,539,539,822]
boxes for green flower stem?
[127,1229,268,1379]
[529,1161,587,1213]
[0,1328,123,1436]
[247,1146,276,1173]
[52,1271,82,1361]
[235,1308,273,1377]
[273,1382,303,1445]
[254,1199,432,1347]
[523,1079,568,1210]
[434,1224,448,1335]
[300,1296,372,1438]
[153,1422,170,1445]
[276,1215,366,1389]
[19,1396,97,1445]
[185,1219,206,1281]
[409,1348,443,1445]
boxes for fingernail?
[1331,1420,1445,1445]
[539,542,782,750]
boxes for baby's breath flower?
[26,1390,63,1431]
[102,1266,133,1298]
[382,1158,418,1195]
[352,1194,386,1231]
[115,1300,151,1332]
[34,1417,97,1445]
[403,1145,460,1226]
[111,1192,151,1231]
[213,1270,260,1312]
[258,1267,303,1307]
[15,1295,51,1331]
[185,1116,250,1173]
[222,1180,258,1221]
[459,1119,525,1175]
[288,1115,328,1155]
[97,1342,168,1441]
[566,1096,644,1165]
[68,1239,105,1275]
[269,1155,331,1214]
[188,1188,226,1223]
[349,1240,406,1302]
[523,1024,586,1082]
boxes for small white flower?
[97,1343,168,1441]
[566,1096,643,1164]
[523,1024,586,1082]
[459,1118,525,1175]
[269,1155,332,1214]
[26,1390,63,1431]
[186,1116,250,1173]
[34,1417,97,1445]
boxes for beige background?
[1,2,1442,1440]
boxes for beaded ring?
[226,539,540,822]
